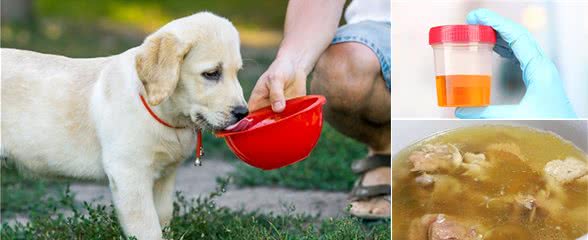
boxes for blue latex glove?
[455,9,577,119]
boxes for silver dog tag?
[194,147,204,166]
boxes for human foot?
[349,155,391,219]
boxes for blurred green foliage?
[1,22,139,57]
[35,0,288,31]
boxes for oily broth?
[392,125,588,240]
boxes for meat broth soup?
[392,125,588,240]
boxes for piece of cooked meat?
[415,173,435,187]
[463,152,486,163]
[544,157,588,184]
[409,144,463,172]
[409,214,481,240]
[461,152,490,181]
[429,214,481,240]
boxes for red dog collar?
[140,95,204,166]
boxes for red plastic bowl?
[216,95,326,170]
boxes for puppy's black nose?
[231,106,249,122]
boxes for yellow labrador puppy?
[1,12,247,239]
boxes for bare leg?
[311,42,390,217]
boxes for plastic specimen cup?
[429,25,496,107]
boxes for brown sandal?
[348,154,391,219]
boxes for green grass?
[0,164,69,218]
[1,180,390,240]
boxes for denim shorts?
[332,20,391,91]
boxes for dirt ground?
[69,159,349,218]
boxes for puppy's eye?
[202,70,221,80]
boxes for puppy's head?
[135,12,247,131]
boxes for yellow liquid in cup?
[436,74,491,107]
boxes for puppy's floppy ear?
[135,32,192,106]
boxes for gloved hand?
[455,8,577,119]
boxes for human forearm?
[248,0,346,112]
[276,0,346,75]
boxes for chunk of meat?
[409,214,481,240]
[544,157,588,184]
[409,144,463,173]
[429,214,481,240]
[415,173,435,187]
[461,152,490,181]
[463,153,486,163]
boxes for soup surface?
[392,125,588,240]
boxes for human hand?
[455,8,577,119]
[248,57,307,112]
